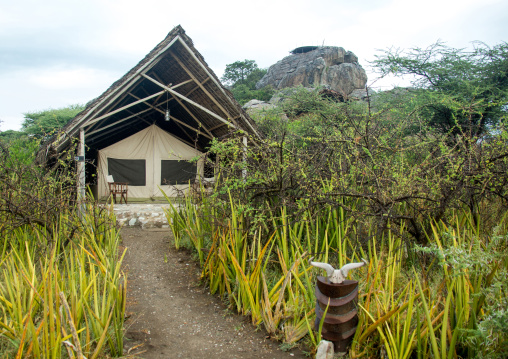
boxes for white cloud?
[0,66,120,131]
[29,67,117,90]
[1,0,506,131]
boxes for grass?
[0,201,126,358]
[165,189,508,358]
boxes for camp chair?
[107,175,128,204]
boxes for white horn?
[340,261,366,278]
[310,261,335,278]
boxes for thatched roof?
[43,25,259,157]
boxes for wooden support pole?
[77,128,86,205]
[242,136,248,180]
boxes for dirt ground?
[121,227,308,359]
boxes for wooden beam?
[184,77,210,98]
[171,78,194,90]
[170,51,238,128]
[88,78,193,134]
[128,91,199,142]
[87,121,144,143]
[86,107,152,137]
[150,73,214,138]
[208,122,228,131]
[169,115,212,140]
[172,121,198,145]
[146,79,210,145]
[167,91,214,138]
[176,36,261,139]
[86,84,140,133]
[84,90,165,127]
[86,108,152,142]
[128,87,212,140]
[75,36,180,130]
[142,73,234,129]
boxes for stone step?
[109,204,177,229]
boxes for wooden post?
[242,136,248,180]
[77,128,86,202]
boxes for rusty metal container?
[314,276,358,352]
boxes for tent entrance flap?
[107,158,146,186]
[161,160,197,185]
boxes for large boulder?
[256,46,367,96]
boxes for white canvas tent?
[39,26,259,201]
[97,124,202,199]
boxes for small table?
[108,182,128,204]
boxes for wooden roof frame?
[41,25,259,158]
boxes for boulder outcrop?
[256,46,367,95]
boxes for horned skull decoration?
[310,258,368,284]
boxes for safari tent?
[97,124,202,198]
[39,25,258,200]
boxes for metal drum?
[314,276,358,352]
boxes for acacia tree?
[373,42,508,138]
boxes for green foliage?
[221,59,260,86]
[0,129,25,143]
[208,86,508,243]
[222,59,274,105]
[22,104,84,138]
[230,83,274,106]
[373,41,508,137]
[172,43,508,357]
[0,138,79,234]
[0,103,84,166]
[0,136,39,166]
[165,191,508,358]
[0,144,126,358]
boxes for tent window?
[108,158,146,186]
[161,160,197,185]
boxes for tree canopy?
[221,60,259,86]
[373,42,508,137]
[0,104,84,164]
[22,104,85,138]
[221,60,273,105]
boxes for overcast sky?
[1,0,506,131]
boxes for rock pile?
[256,46,367,96]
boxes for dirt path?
[121,227,307,359]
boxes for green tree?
[222,60,273,105]
[0,130,25,143]
[221,60,259,86]
[373,42,508,137]
[22,104,85,138]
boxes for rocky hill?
[256,46,367,96]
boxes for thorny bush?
[206,86,508,244]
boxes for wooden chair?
[107,175,128,204]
